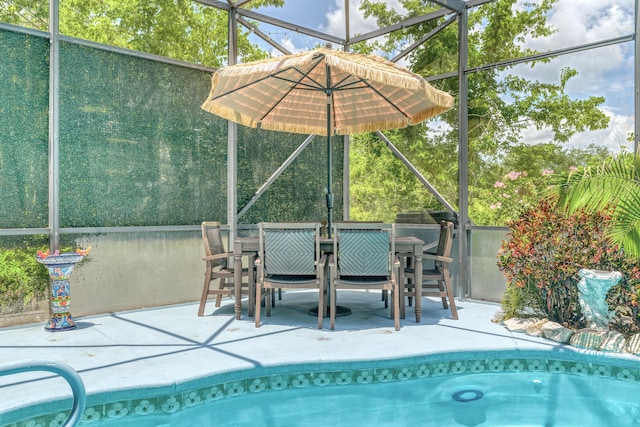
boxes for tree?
[352,0,611,225]
[549,151,640,259]
[0,0,284,67]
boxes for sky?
[250,0,636,154]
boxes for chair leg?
[444,276,459,320]
[247,280,255,318]
[330,285,337,330]
[198,268,213,317]
[317,285,324,330]
[215,278,225,307]
[438,280,449,309]
[254,283,262,328]
[266,288,272,317]
[399,284,406,320]
[393,283,400,331]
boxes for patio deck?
[0,291,568,416]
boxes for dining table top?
[233,234,426,253]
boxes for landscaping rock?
[525,319,548,337]
[503,317,543,333]
[570,329,606,350]
[600,330,626,353]
[542,321,574,344]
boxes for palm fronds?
[548,152,640,259]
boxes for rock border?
[502,317,640,355]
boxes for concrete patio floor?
[0,290,568,415]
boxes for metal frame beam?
[636,0,640,153]
[48,0,60,252]
[431,0,466,13]
[227,9,239,241]
[457,9,470,301]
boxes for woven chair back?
[202,222,227,269]
[337,228,391,277]
[263,227,317,276]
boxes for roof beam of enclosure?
[425,33,635,83]
[391,13,457,63]
[430,0,466,13]
[237,17,292,55]
[350,9,448,45]
[348,0,492,45]
[238,8,345,45]
[193,0,230,11]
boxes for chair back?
[333,223,394,277]
[435,221,454,269]
[259,222,320,276]
[202,221,227,269]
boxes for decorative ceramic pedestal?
[36,253,86,332]
[577,269,622,329]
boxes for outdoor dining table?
[233,234,426,323]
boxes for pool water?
[5,350,640,427]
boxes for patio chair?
[254,222,327,329]
[198,222,255,317]
[401,221,458,320]
[329,222,400,331]
[334,220,389,308]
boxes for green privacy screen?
[237,128,343,225]
[1,32,342,229]
[58,41,342,227]
[0,30,49,229]
[58,42,228,227]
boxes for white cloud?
[515,0,634,84]
[507,0,636,153]
[521,108,634,153]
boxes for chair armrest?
[254,257,263,280]
[202,252,231,262]
[423,253,453,263]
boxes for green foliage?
[0,246,50,308]
[549,152,640,259]
[350,132,440,222]
[0,0,285,67]
[497,199,640,334]
[350,0,612,225]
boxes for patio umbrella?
[201,45,454,235]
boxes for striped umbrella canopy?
[201,45,454,234]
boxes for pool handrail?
[0,359,86,427]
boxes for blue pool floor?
[0,290,566,413]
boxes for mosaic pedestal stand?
[36,253,85,332]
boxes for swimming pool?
[4,349,640,426]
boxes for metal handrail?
[0,359,86,427]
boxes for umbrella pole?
[326,104,333,238]
[326,65,333,238]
